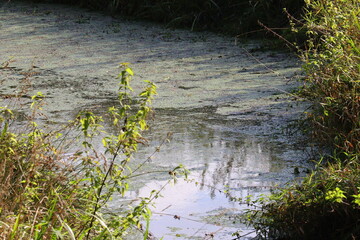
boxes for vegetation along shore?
[1,0,359,239]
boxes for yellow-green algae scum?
[0,1,304,120]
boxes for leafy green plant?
[300,0,359,156]
[325,187,346,203]
[0,63,187,239]
[243,158,360,240]
[240,0,360,239]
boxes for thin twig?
[257,20,296,50]
[235,27,288,40]
[84,141,123,239]
[240,47,304,100]
[132,132,172,174]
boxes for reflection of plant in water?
[0,63,188,239]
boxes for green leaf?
[126,68,134,76]
[10,214,21,239]
[352,194,360,206]
[325,187,346,203]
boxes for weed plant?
[241,0,360,239]
[300,0,359,155]
[243,157,360,239]
[0,63,187,239]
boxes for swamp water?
[0,1,314,239]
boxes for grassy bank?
[244,0,360,239]
[26,0,304,36]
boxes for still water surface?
[108,108,311,239]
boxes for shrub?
[0,63,187,239]
[245,158,360,240]
[300,0,360,155]
[242,0,360,239]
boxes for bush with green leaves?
[300,0,359,155]
[0,63,187,239]
[244,158,360,239]
[241,0,360,239]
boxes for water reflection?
[111,108,308,239]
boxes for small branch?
[84,141,123,239]
[131,132,172,175]
[257,20,296,50]
[235,28,288,40]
